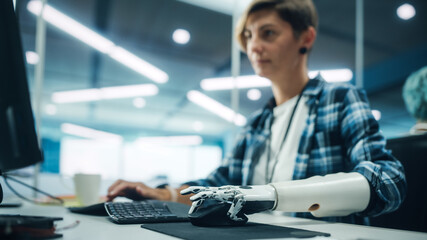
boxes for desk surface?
[2,203,427,240]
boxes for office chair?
[370,133,427,232]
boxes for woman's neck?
[270,69,309,106]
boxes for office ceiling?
[15,0,427,142]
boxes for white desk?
[2,202,427,240]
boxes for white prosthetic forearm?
[270,172,370,217]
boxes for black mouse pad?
[141,222,330,239]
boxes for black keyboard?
[104,200,190,224]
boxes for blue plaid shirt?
[186,77,406,224]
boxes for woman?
[108,0,406,225]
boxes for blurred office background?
[13,0,427,184]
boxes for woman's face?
[244,9,303,80]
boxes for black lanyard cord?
[265,89,306,184]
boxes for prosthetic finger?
[180,186,207,195]
[190,190,216,201]
[212,191,235,203]
[227,194,246,221]
[189,199,204,214]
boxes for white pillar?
[33,0,48,198]
[355,0,364,89]
[231,0,241,133]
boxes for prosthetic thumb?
[270,172,370,217]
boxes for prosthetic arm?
[271,172,370,217]
[181,172,370,224]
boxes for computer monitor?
[0,0,43,203]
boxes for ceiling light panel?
[136,135,203,146]
[52,84,158,103]
[133,98,146,109]
[27,0,168,83]
[27,1,114,53]
[108,46,169,83]
[201,75,271,91]
[201,69,354,91]
[26,51,39,65]
[397,3,416,20]
[172,29,191,45]
[61,123,123,142]
[187,90,247,126]
[247,89,262,101]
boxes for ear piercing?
[299,47,307,54]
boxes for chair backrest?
[370,133,427,232]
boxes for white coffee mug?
[73,173,101,206]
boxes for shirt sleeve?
[339,87,407,217]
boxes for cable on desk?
[55,220,80,232]
[2,174,64,205]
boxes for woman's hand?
[106,179,170,202]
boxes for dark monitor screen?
[0,0,43,173]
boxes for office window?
[59,138,222,184]
[60,138,122,179]
[122,143,222,184]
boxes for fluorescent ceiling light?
[135,135,203,146]
[53,89,101,103]
[371,109,382,121]
[26,51,39,65]
[133,97,146,108]
[109,46,168,83]
[61,123,123,142]
[312,69,353,83]
[201,69,353,91]
[201,75,271,91]
[187,90,247,126]
[193,121,204,132]
[27,1,114,53]
[52,84,158,103]
[101,84,158,99]
[27,0,168,83]
[172,29,191,45]
[397,3,416,20]
[247,89,262,101]
[44,104,57,115]
[177,0,252,15]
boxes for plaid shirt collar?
[263,76,325,110]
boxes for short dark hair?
[236,0,318,52]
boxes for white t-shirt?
[251,95,309,185]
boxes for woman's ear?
[300,26,317,50]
